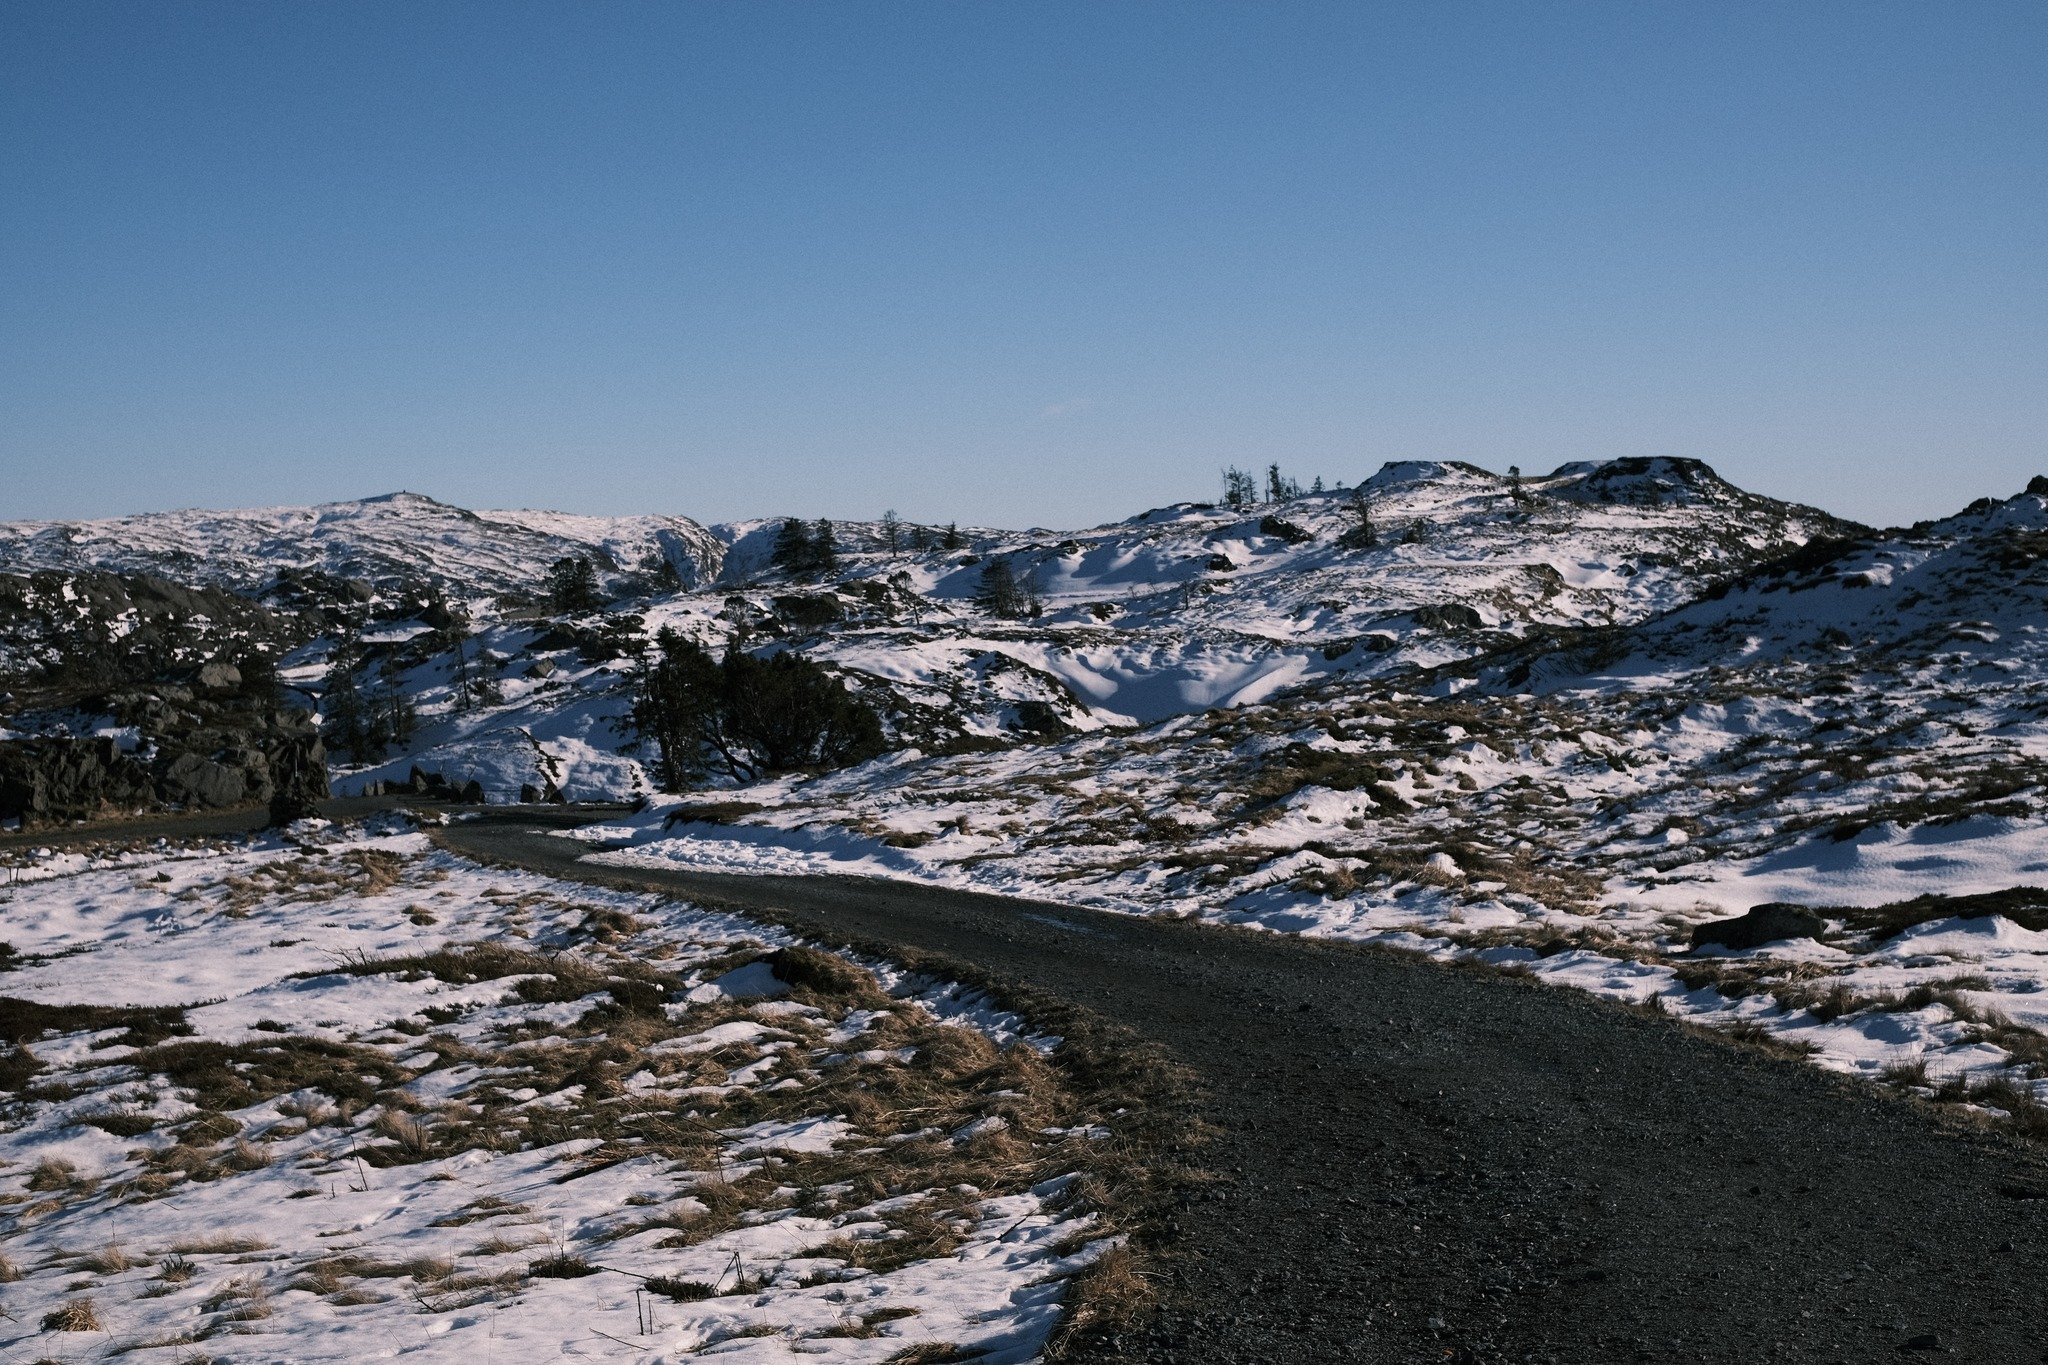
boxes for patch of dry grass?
[42,1295,103,1331]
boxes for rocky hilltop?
[0,457,1863,818]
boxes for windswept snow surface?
[567,486,2048,1114]
[7,460,1854,803]
[0,822,1108,1362]
[0,492,725,601]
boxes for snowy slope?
[558,476,2048,1129]
[0,492,727,604]
[1,459,1862,804]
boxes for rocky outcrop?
[160,752,248,807]
[1690,903,1827,951]
[0,737,155,823]
[0,708,329,827]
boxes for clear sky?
[3,2,2043,530]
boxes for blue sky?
[3,2,2043,529]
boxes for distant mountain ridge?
[0,490,728,603]
[0,457,1877,806]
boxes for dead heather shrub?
[328,1285,389,1306]
[276,1093,335,1127]
[428,1194,531,1227]
[0,1252,20,1282]
[768,945,886,1003]
[83,1242,134,1274]
[806,1208,966,1277]
[226,1138,273,1171]
[80,1107,158,1138]
[643,1275,716,1302]
[1772,980,1871,1022]
[1963,1077,2048,1142]
[157,1254,198,1283]
[202,1274,273,1322]
[813,1306,920,1338]
[289,1258,352,1296]
[578,907,643,943]
[1045,1243,1151,1356]
[107,1329,205,1354]
[168,1232,273,1256]
[43,1296,104,1331]
[884,1343,983,1364]
[468,1231,548,1257]
[369,1109,432,1162]
[316,941,655,1009]
[129,1037,409,1113]
[527,1252,598,1279]
[1712,1018,1820,1059]
[1292,862,1363,899]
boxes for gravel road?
[433,811,2048,1365]
[14,802,2045,1361]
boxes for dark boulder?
[1257,515,1313,545]
[1413,602,1485,631]
[161,752,247,808]
[195,661,243,694]
[1691,903,1826,951]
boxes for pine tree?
[379,652,417,749]
[1265,464,1302,504]
[451,634,476,711]
[1508,464,1530,505]
[974,557,1027,619]
[881,509,903,552]
[450,633,501,711]
[644,551,683,594]
[1340,488,1378,550]
[321,644,375,765]
[547,556,601,614]
[771,518,816,577]
[910,523,933,551]
[634,628,884,786]
[811,519,839,579]
[1222,466,1258,510]
[942,522,964,550]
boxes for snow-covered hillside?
[546,476,2048,1137]
[6,463,2048,1149]
[1,459,1860,806]
[0,492,727,605]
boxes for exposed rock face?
[161,752,248,808]
[195,661,243,693]
[0,738,154,823]
[1691,903,1827,951]
[0,724,331,822]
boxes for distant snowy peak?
[0,493,726,605]
[1539,456,1749,507]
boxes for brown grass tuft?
[43,1296,103,1331]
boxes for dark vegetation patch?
[0,996,194,1048]
[311,941,678,1008]
[1829,886,2048,942]
[128,1036,412,1112]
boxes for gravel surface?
[20,803,2045,1361]
[435,812,2048,1364]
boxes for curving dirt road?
[432,810,2048,1365]
[13,801,2047,1361]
